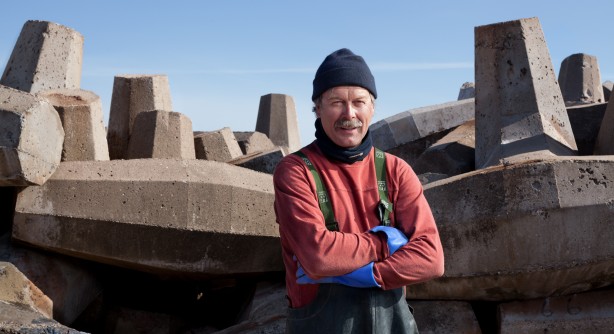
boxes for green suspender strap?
[374,148,393,227]
[294,148,393,231]
[294,151,339,231]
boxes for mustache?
[335,119,363,128]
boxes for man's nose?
[341,103,357,118]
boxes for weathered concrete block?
[0,85,64,186]
[593,98,614,155]
[126,110,195,159]
[107,75,173,160]
[474,17,577,169]
[417,172,449,185]
[12,159,281,276]
[383,131,451,168]
[410,300,481,334]
[409,157,614,301]
[498,289,614,333]
[194,127,243,162]
[603,80,613,102]
[229,148,285,174]
[0,232,101,326]
[256,94,301,153]
[38,89,109,161]
[370,98,474,152]
[104,307,186,334]
[558,53,605,106]
[212,281,287,334]
[234,131,276,155]
[0,261,52,318]
[413,120,475,177]
[457,82,475,100]
[1,20,82,94]
[566,102,606,155]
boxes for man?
[273,48,444,333]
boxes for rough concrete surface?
[234,131,277,156]
[474,17,577,168]
[498,288,614,333]
[559,53,605,106]
[0,232,102,326]
[370,98,474,152]
[409,156,614,301]
[12,159,281,276]
[0,85,64,186]
[1,20,83,94]
[38,88,110,162]
[126,110,195,159]
[0,261,52,319]
[410,300,481,334]
[107,74,173,160]
[0,300,85,334]
[256,94,301,154]
[229,148,285,175]
[195,127,243,162]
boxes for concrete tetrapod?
[408,156,614,301]
[11,159,282,277]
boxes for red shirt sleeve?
[372,154,445,290]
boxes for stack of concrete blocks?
[369,98,475,166]
[194,127,243,162]
[193,127,285,174]
[0,20,108,332]
[38,89,110,161]
[403,17,614,333]
[3,15,614,333]
[412,119,475,180]
[558,53,605,106]
[256,93,301,154]
[106,74,173,160]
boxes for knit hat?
[312,48,377,101]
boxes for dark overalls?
[287,150,418,334]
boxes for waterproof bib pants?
[286,284,418,334]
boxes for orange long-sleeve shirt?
[273,143,444,308]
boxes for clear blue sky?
[2,1,612,146]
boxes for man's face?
[315,86,374,148]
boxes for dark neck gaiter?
[314,118,373,164]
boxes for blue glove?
[370,225,408,255]
[296,262,381,288]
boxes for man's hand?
[296,261,381,288]
[370,225,408,255]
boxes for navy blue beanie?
[312,48,377,101]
